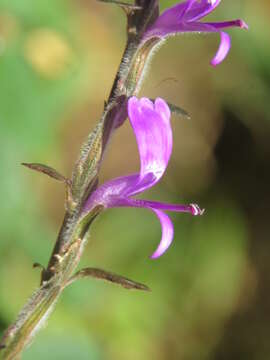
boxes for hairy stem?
[0,1,160,358]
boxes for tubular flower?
[83,97,204,259]
[143,0,248,66]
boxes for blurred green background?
[0,0,269,359]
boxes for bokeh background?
[0,0,269,359]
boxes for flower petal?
[127,97,172,195]
[144,16,216,39]
[112,197,205,216]
[144,16,247,65]
[83,97,173,212]
[95,197,177,258]
[145,1,189,31]
[143,0,247,66]
[83,174,139,212]
[145,17,247,39]
[144,0,221,33]
[183,0,222,22]
[210,31,231,66]
[150,209,174,259]
[144,0,222,39]
[204,19,249,30]
[104,197,204,258]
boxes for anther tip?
[190,204,205,216]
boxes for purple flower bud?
[143,0,248,66]
[83,97,204,259]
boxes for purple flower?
[143,0,248,66]
[83,97,204,259]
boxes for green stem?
[0,284,61,360]
[0,2,160,358]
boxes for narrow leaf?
[149,99,190,119]
[167,102,191,119]
[97,0,142,12]
[67,267,150,291]
[22,163,69,184]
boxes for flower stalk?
[0,1,161,358]
[0,1,247,358]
